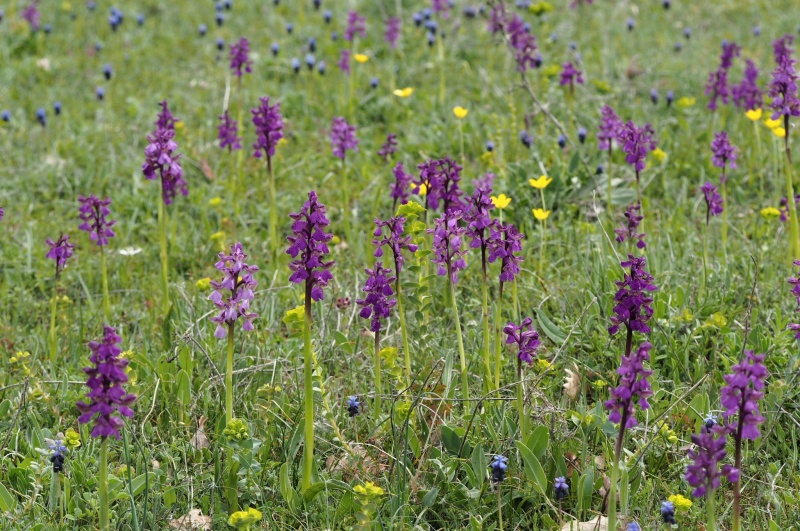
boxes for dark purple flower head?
[390,162,413,207]
[78,195,116,247]
[719,351,768,441]
[732,59,763,112]
[155,100,178,131]
[710,131,738,172]
[373,217,418,275]
[661,501,677,524]
[597,105,622,151]
[503,317,541,364]
[287,191,335,301]
[251,96,284,159]
[769,35,800,119]
[209,242,259,339]
[604,341,654,428]
[76,326,136,440]
[560,62,584,87]
[685,429,738,498]
[490,454,508,483]
[385,17,401,48]
[487,221,524,283]
[330,117,359,160]
[229,37,253,77]
[415,157,464,212]
[701,182,724,219]
[464,185,495,253]
[22,2,41,31]
[473,172,496,192]
[217,110,241,152]
[506,14,538,72]
[427,209,468,284]
[608,255,657,336]
[338,49,351,75]
[142,128,187,205]
[619,121,656,173]
[344,10,366,42]
[378,133,398,162]
[705,41,741,111]
[554,477,569,500]
[46,234,74,275]
[356,261,397,332]
[614,202,646,249]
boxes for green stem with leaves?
[720,170,728,262]
[493,282,504,390]
[706,491,717,531]
[301,289,315,492]
[49,276,58,367]
[516,358,527,441]
[268,155,278,259]
[122,426,140,531]
[226,324,234,425]
[448,265,469,404]
[783,117,800,261]
[481,260,492,391]
[158,199,169,315]
[99,438,109,531]
[607,147,614,213]
[396,279,412,388]
[373,331,383,415]
[101,247,110,321]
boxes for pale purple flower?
[76,326,136,440]
[503,317,540,364]
[330,117,359,160]
[378,133,397,162]
[390,162,413,209]
[229,37,253,77]
[78,195,116,246]
[251,96,284,159]
[338,49,351,75]
[209,242,259,339]
[615,202,646,249]
[46,234,74,276]
[719,351,768,441]
[415,157,464,213]
[344,11,366,42]
[22,2,41,31]
[769,35,800,119]
[155,100,178,131]
[701,181,724,220]
[356,261,397,332]
[142,128,187,205]
[373,217,418,275]
[597,105,622,152]
[604,341,654,428]
[710,131,738,172]
[705,41,741,111]
[685,429,738,498]
[619,121,656,173]
[487,221,524,283]
[788,259,800,340]
[217,110,241,152]
[464,185,495,273]
[732,59,763,112]
[428,209,468,284]
[287,191,335,301]
[385,17,400,48]
[560,62,584,88]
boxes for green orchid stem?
[458,120,465,165]
[226,323,235,425]
[783,116,800,261]
[516,358,527,441]
[493,281,504,391]
[607,148,614,214]
[234,80,244,218]
[481,260,492,392]
[702,218,710,301]
[122,426,140,531]
[732,425,743,531]
[301,291,315,493]
[158,199,169,316]
[720,172,728,264]
[373,331,383,416]
[49,276,58,368]
[608,445,621,531]
[497,484,504,531]
[396,279,412,389]
[707,491,717,531]
[101,246,110,321]
[99,438,109,531]
[341,157,352,243]
[268,155,278,260]
[753,120,764,201]
[448,266,469,404]
[437,36,445,105]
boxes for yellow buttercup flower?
[354,53,369,63]
[668,493,693,512]
[453,106,469,119]
[763,117,781,129]
[228,507,262,530]
[676,96,696,109]
[745,108,762,121]
[208,197,222,207]
[196,277,212,290]
[532,208,551,221]
[761,207,781,220]
[393,87,414,98]
[491,194,511,209]
[651,148,667,163]
[772,126,786,138]
[528,175,552,189]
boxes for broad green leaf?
[422,487,439,508]
[441,425,462,456]
[0,482,16,512]
[537,309,567,345]
[471,443,486,489]
[526,426,549,461]
[516,441,547,495]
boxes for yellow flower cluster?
[223,418,250,441]
[228,507,263,530]
[668,493,693,512]
[354,481,385,498]
[762,112,786,138]
[491,194,511,209]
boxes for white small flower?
[118,247,142,256]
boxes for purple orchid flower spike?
[390,162,413,209]
[608,254,657,338]
[710,131,738,182]
[685,428,738,498]
[416,157,464,213]
[701,182,724,221]
[597,105,622,152]
[217,110,241,152]
[356,261,397,333]
[330,117,359,160]
[344,11,366,42]
[229,37,253,77]
[385,17,400,48]
[251,96,284,159]
[78,195,116,247]
[487,221,524,283]
[705,41,741,111]
[142,127,187,205]
[155,100,178,131]
[789,260,800,340]
[604,341,654,429]
[464,185,495,279]
[769,35,800,120]
[560,62,584,90]
[378,134,398,163]
[732,59,762,112]
[615,203,646,249]
[287,191,335,302]
[427,209,468,284]
[46,234,74,277]
[373,217,418,276]
[503,318,541,364]
[209,242,259,339]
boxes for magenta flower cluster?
[701,182,724,219]
[604,341,654,429]
[390,162,412,208]
[229,37,253,77]
[732,59,762,112]
[330,117,359,160]
[344,11,366,42]
[710,131,738,177]
[372,217,418,275]
[155,100,178,131]
[356,261,397,333]
[415,157,464,213]
[464,185,495,261]
[142,128,187,205]
[428,209,468,284]
[503,317,541,364]
[768,35,800,120]
[209,243,259,339]
[618,121,656,173]
[78,195,116,247]
[608,255,657,336]
[685,429,737,498]
[287,191,335,301]
[378,133,397,162]
[251,96,284,159]
[384,17,400,48]
[719,351,767,441]
[597,105,623,152]
[560,62,584,88]
[217,110,242,152]
[76,326,136,440]
[615,202,646,250]
[705,41,741,110]
[46,234,74,275]
[487,221,524,283]
[338,49,351,75]
[487,6,539,72]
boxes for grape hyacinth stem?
[158,199,169,315]
[99,438,109,531]
[448,263,470,404]
[101,246,110,321]
[373,331,383,415]
[226,323,234,425]
[497,485,504,531]
[302,290,314,493]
